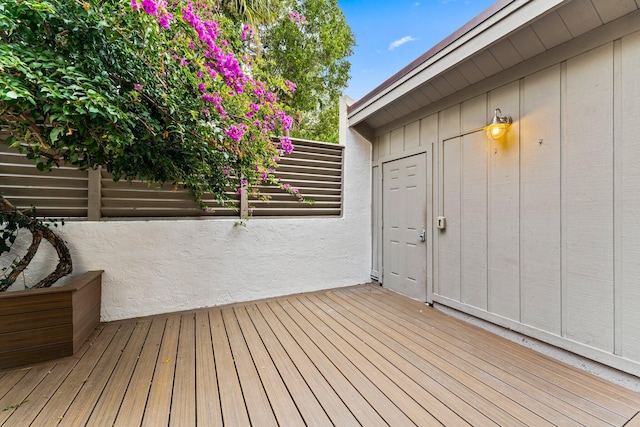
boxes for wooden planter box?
[0,271,103,369]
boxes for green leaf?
[4,91,18,99]
[49,127,64,143]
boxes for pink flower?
[225,124,247,142]
[279,136,294,155]
[289,11,306,27]
[142,0,157,15]
[241,25,253,41]
[131,0,141,11]
[134,83,143,90]
[158,12,173,29]
[285,80,296,93]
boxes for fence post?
[87,167,102,220]
[240,179,249,219]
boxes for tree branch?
[0,195,72,291]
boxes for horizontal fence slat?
[101,189,240,203]
[286,144,343,156]
[100,208,237,217]
[249,194,340,202]
[254,185,342,196]
[250,208,342,216]
[9,208,88,217]
[101,198,235,209]
[0,176,88,188]
[6,197,88,208]
[276,165,342,176]
[1,164,88,180]
[0,153,41,166]
[1,187,88,199]
[275,172,342,183]
[279,151,342,162]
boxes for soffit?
[347,0,640,132]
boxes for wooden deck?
[1,284,639,426]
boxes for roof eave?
[347,0,567,125]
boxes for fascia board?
[347,0,567,125]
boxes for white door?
[382,153,427,301]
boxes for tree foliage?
[219,0,282,28]
[258,0,355,142]
[0,0,296,203]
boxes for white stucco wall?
[4,97,371,321]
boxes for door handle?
[419,229,426,242]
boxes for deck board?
[141,314,180,427]
[334,287,620,426]
[265,298,406,425]
[85,319,152,426]
[240,305,338,426]
[194,311,223,427]
[286,296,460,425]
[58,320,139,426]
[210,309,251,426]
[358,286,640,416]
[112,316,166,426]
[232,306,305,427]
[221,307,278,427]
[170,313,197,427]
[1,284,639,426]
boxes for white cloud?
[388,36,418,51]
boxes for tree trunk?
[0,195,72,291]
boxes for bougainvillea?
[0,0,300,207]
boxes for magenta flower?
[289,11,306,27]
[225,124,247,142]
[241,25,253,41]
[142,0,158,15]
[279,137,294,155]
[134,83,143,90]
[158,12,173,29]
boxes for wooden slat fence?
[0,144,89,218]
[0,137,343,219]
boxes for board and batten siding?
[370,30,640,376]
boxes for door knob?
[419,229,426,242]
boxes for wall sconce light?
[485,108,512,140]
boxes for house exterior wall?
[7,98,371,322]
[369,22,640,376]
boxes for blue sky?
[337,0,497,101]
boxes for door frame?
[372,144,434,303]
